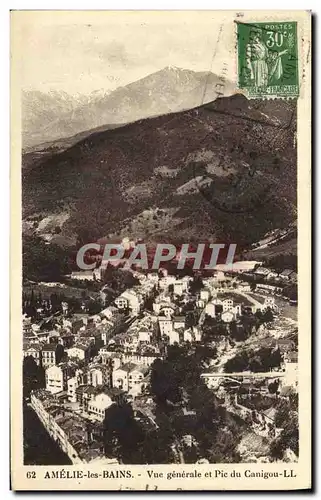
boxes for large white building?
[87,364,111,387]
[88,393,114,422]
[66,344,90,361]
[112,364,134,392]
[115,290,140,314]
[46,363,76,394]
[173,281,185,296]
[112,363,149,394]
[158,275,176,291]
[168,329,180,345]
[70,270,95,281]
[158,316,173,336]
[282,352,298,388]
[67,376,78,402]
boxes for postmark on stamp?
[237,21,299,98]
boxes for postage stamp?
[237,21,299,98]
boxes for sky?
[18,12,236,95]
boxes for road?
[201,371,284,379]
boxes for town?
[23,258,298,465]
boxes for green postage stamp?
[237,21,299,98]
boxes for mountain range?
[22,67,235,148]
[22,93,297,254]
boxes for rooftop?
[23,343,42,351]
[117,362,138,373]
[280,269,295,277]
[262,407,277,421]
[285,351,298,363]
[41,343,58,351]
[71,344,89,351]
[71,271,93,277]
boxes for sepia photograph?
[10,9,311,491]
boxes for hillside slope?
[22,94,297,250]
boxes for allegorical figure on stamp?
[246,28,288,87]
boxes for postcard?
[10,10,311,491]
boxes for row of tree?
[224,347,282,373]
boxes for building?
[121,351,163,367]
[173,281,185,296]
[100,306,122,322]
[183,329,193,342]
[254,267,270,277]
[42,344,63,368]
[114,295,129,310]
[72,312,90,328]
[205,301,216,318]
[115,290,142,314]
[30,390,118,464]
[67,376,79,403]
[128,365,149,396]
[168,329,180,345]
[23,343,42,366]
[138,328,152,343]
[212,270,226,282]
[277,338,296,353]
[222,298,234,312]
[183,326,201,342]
[75,385,97,411]
[158,316,173,336]
[70,270,95,281]
[112,362,149,393]
[173,316,185,330]
[112,363,136,392]
[264,296,277,310]
[88,393,114,422]
[87,364,111,387]
[99,322,114,345]
[267,271,279,280]
[99,350,122,370]
[279,269,295,281]
[157,304,175,318]
[282,351,298,387]
[256,283,283,294]
[158,275,176,291]
[200,289,210,302]
[45,363,76,394]
[66,344,91,361]
[221,310,235,323]
[58,331,75,348]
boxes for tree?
[185,311,197,328]
[274,401,291,428]
[225,351,249,372]
[263,307,274,324]
[23,235,71,282]
[104,403,143,463]
[23,356,45,397]
[255,309,263,321]
[269,413,298,460]
[268,380,279,394]
[150,359,181,404]
[189,276,203,294]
